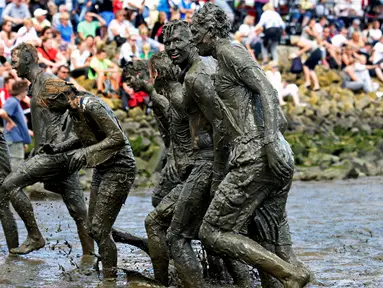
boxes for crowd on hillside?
[0,0,383,123]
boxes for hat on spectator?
[262,2,274,11]
[34,8,48,17]
[10,80,29,96]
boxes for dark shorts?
[203,133,294,238]
[168,157,213,239]
[304,48,322,71]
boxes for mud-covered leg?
[145,184,180,286]
[167,162,212,288]
[0,139,19,250]
[0,198,19,250]
[89,169,134,279]
[199,169,309,288]
[111,228,149,254]
[58,175,94,255]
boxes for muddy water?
[0,177,382,287]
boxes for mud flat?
[0,177,382,287]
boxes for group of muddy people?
[0,3,311,288]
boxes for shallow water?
[0,177,382,287]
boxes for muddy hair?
[192,3,231,39]
[122,60,150,81]
[162,20,192,40]
[12,43,39,65]
[149,51,180,82]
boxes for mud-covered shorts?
[203,132,294,246]
[168,152,213,239]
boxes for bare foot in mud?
[10,237,45,255]
[283,267,310,288]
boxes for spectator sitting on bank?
[89,48,120,95]
[238,15,255,40]
[331,28,349,48]
[314,16,327,37]
[0,20,16,60]
[77,11,106,41]
[348,32,365,51]
[1,80,31,169]
[322,26,342,69]
[151,12,166,43]
[136,26,163,55]
[52,5,71,29]
[342,55,379,93]
[84,35,97,56]
[265,61,307,107]
[140,42,153,60]
[348,18,362,39]
[107,10,131,46]
[70,39,92,78]
[37,37,67,73]
[56,65,86,91]
[55,12,74,44]
[1,0,31,32]
[315,0,330,18]
[14,18,40,47]
[119,34,140,66]
[367,20,382,44]
[32,8,50,34]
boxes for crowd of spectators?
[0,0,382,121]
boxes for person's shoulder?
[218,41,249,60]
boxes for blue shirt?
[180,0,192,19]
[57,23,73,43]
[3,97,31,144]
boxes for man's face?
[11,50,28,78]
[140,30,148,41]
[190,22,213,57]
[14,0,21,6]
[164,26,192,65]
[85,13,93,22]
[98,52,107,60]
[86,37,94,46]
[323,28,330,38]
[57,67,69,80]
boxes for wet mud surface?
[0,177,382,287]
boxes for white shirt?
[373,42,383,64]
[369,29,382,41]
[238,24,253,37]
[119,41,139,64]
[15,26,39,46]
[314,23,323,36]
[258,10,285,30]
[70,49,91,70]
[331,34,348,48]
[107,19,131,41]
[265,70,283,95]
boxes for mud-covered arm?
[53,136,82,153]
[82,101,126,166]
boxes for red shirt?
[0,88,10,108]
[37,47,58,62]
[128,91,148,108]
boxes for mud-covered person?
[191,4,310,288]
[123,60,181,208]
[127,51,194,286]
[2,43,93,256]
[34,78,136,279]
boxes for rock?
[355,95,371,110]
[122,121,141,135]
[321,160,359,180]
[114,109,128,122]
[141,137,151,149]
[128,107,145,119]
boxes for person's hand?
[15,19,23,25]
[69,149,86,172]
[164,160,178,182]
[265,140,293,180]
[6,121,16,131]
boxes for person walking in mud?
[191,3,310,288]
[1,43,94,256]
[28,70,136,279]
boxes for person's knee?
[89,221,103,241]
[144,212,157,232]
[151,195,161,208]
[66,200,87,222]
[199,221,215,248]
